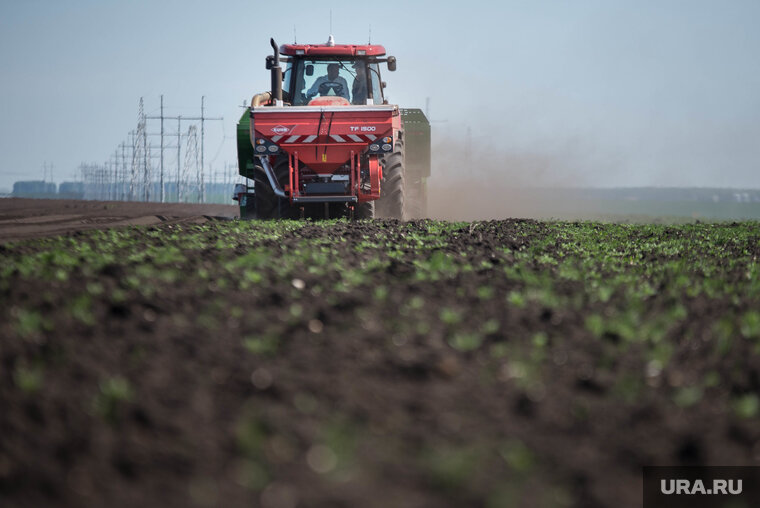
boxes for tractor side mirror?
[387,56,396,72]
[266,55,274,70]
[305,64,314,76]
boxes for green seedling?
[13,363,44,393]
[733,394,760,419]
[92,377,134,424]
[243,334,280,355]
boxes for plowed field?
[1,199,759,508]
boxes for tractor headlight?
[367,136,393,154]
[254,137,280,155]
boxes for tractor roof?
[280,43,386,57]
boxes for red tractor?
[234,37,430,219]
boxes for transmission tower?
[87,96,221,203]
[120,142,128,200]
[128,98,152,202]
[42,162,54,183]
[138,98,151,201]
[146,96,222,203]
[129,129,140,201]
[80,163,108,200]
[180,125,200,202]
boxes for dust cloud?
[425,132,602,221]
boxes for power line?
[146,96,223,203]
[80,96,226,203]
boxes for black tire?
[239,193,256,220]
[355,200,375,219]
[253,164,276,219]
[376,136,405,219]
[254,158,298,219]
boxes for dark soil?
[0,198,237,242]
[1,199,759,508]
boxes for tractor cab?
[272,40,396,106]
[236,36,428,221]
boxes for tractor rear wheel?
[239,193,256,219]
[356,200,375,219]
[254,158,298,219]
[253,165,275,219]
[376,137,405,219]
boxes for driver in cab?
[306,63,350,101]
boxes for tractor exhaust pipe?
[270,38,283,106]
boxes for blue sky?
[1,0,759,190]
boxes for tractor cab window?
[287,59,383,105]
[281,66,292,98]
[350,62,383,105]
[303,60,351,103]
[368,63,382,104]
